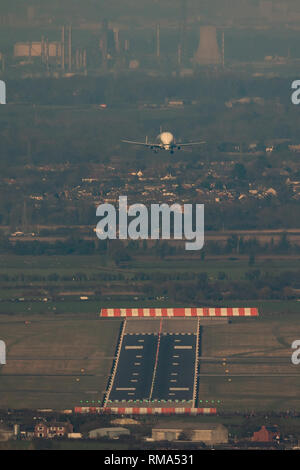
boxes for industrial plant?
[1,1,300,79]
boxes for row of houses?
[0,421,129,441]
[0,421,284,445]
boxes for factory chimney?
[100,19,108,69]
[222,31,225,68]
[113,27,120,54]
[61,25,65,70]
[68,24,72,71]
[156,23,160,58]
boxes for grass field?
[0,440,129,451]
[198,318,300,412]
[1,254,300,279]
[0,254,299,317]
[0,315,121,409]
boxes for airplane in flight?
[121,131,205,154]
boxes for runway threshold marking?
[169,387,190,391]
[116,387,136,391]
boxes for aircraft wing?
[121,139,161,148]
[178,141,206,147]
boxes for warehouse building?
[152,422,228,445]
[88,427,130,439]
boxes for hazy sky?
[2,1,300,25]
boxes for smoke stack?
[156,23,160,58]
[45,38,49,69]
[41,36,45,63]
[178,43,182,65]
[113,27,120,53]
[193,26,221,66]
[100,20,108,69]
[76,49,80,69]
[61,26,65,70]
[222,31,225,68]
[68,24,72,71]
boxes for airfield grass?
[0,315,121,409]
[1,254,300,280]
[198,376,300,412]
[0,253,299,317]
[198,318,300,412]
[130,255,300,279]
[0,440,129,450]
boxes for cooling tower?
[193,26,221,66]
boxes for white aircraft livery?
[122,131,205,154]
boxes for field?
[0,440,129,451]
[1,253,300,279]
[0,315,121,409]
[0,253,300,317]
[198,317,300,412]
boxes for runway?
[107,332,198,404]
[151,334,196,401]
[108,334,158,401]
